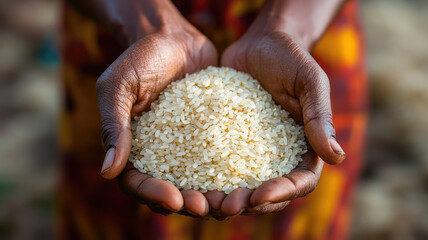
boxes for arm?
[247,0,347,50]
[68,0,219,216]
[218,0,348,218]
[66,0,184,45]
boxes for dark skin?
[70,0,347,219]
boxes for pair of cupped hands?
[96,12,346,220]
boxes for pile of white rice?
[130,67,307,194]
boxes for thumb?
[298,66,346,165]
[96,71,135,179]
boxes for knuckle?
[96,75,112,99]
[298,172,321,198]
[301,181,318,197]
[302,66,330,93]
[246,34,280,63]
[303,100,332,125]
[100,119,119,149]
[265,31,294,46]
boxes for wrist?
[245,0,343,50]
[107,0,193,46]
[245,2,315,49]
[247,16,315,50]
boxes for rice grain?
[130,67,307,194]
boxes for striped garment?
[59,0,368,239]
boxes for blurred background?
[0,0,427,239]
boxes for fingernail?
[101,148,115,174]
[330,137,346,156]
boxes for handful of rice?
[130,67,307,194]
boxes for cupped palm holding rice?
[130,67,307,194]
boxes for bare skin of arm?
[69,0,219,216]
[217,0,348,219]
[68,0,347,219]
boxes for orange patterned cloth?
[60,0,367,239]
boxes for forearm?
[247,0,347,50]
[66,0,188,45]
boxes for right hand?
[96,23,218,216]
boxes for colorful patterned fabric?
[59,0,367,239]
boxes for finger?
[121,168,184,211]
[204,191,227,210]
[220,188,253,217]
[204,191,227,220]
[138,178,183,211]
[96,65,137,179]
[243,201,290,215]
[250,151,323,206]
[181,190,209,216]
[296,63,346,165]
[100,131,132,180]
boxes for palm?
[121,33,217,117]
[217,32,329,216]
[97,31,218,216]
[223,33,317,122]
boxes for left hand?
[217,29,345,218]
[212,148,323,220]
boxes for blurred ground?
[351,0,428,239]
[0,0,427,239]
[0,0,60,239]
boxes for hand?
[213,149,323,220]
[96,23,218,216]
[217,30,346,218]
